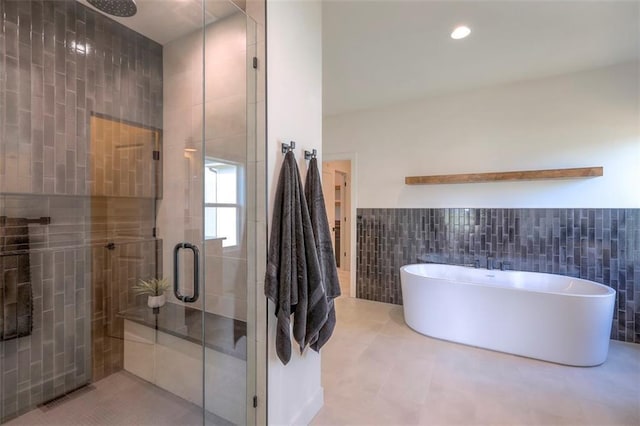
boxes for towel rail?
[0,216,51,225]
[26,217,51,225]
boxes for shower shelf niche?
[405,166,603,185]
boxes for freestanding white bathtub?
[400,263,616,366]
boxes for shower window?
[205,159,241,247]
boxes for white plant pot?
[147,293,166,308]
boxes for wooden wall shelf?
[405,166,603,185]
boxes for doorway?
[322,160,353,297]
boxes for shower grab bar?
[173,242,200,303]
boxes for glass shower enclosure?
[0,0,257,424]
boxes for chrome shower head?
[87,0,137,17]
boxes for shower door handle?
[173,242,200,303]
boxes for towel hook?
[281,141,296,154]
[304,149,317,160]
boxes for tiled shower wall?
[0,0,163,194]
[357,208,640,343]
[91,239,160,382]
[0,0,163,421]
[0,195,93,421]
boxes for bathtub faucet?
[487,257,495,270]
[461,258,489,269]
[461,259,483,268]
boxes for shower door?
[0,0,257,424]
[161,2,258,424]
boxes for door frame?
[322,152,357,298]
[334,169,347,269]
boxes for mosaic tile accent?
[357,208,640,343]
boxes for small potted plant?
[133,277,170,309]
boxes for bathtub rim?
[400,263,615,299]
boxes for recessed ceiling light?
[451,26,471,40]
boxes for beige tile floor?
[6,371,232,426]
[7,280,639,426]
[312,297,640,426]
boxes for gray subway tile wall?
[1,0,163,421]
[91,239,159,382]
[357,208,640,343]
[0,0,163,195]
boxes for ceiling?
[76,0,243,45]
[323,0,640,116]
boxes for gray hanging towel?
[265,151,329,364]
[0,217,34,341]
[304,158,341,351]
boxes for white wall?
[266,0,324,424]
[324,62,640,208]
